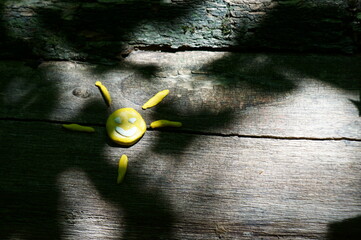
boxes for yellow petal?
[95,81,112,106]
[150,120,182,128]
[117,154,128,184]
[62,124,95,133]
[142,89,169,110]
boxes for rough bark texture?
[1,0,361,61]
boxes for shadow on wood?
[327,215,361,240]
[0,1,360,239]
[0,2,35,59]
[0,106,177,239]
[0,60,236,239]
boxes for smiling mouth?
[115,126,138,137]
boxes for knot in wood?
[72,87,91,98]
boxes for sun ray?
[142,89,169,109]
[117,155,128,184]
[150,120,182,128]
[95,81,112,106]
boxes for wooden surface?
[0,52,361,239]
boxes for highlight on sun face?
[106,108,147,146]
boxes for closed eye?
[128,118,137,124]
[114,117,122,124]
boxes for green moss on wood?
[182,25,196,34]
[322,18,342,23]
[221,17,232,36]
[357,13,361,20]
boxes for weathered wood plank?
[1,121,360,239]
[1,0,354,60]
[0,52,360,139]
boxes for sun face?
[106,108,147,146]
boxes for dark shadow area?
[204,2,361,114]
[286,54,361,116]
[202,53,296,94]
[1,0,201,61]
[241,2,354,54]
[204,53,361,96]
[0,192,61,239]
[0,61,59,120]
[327,215,361,240]
[350,99,361,116]
[0,1,35,59]
[0,62,62,239]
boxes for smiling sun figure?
[63,81,181,183]
[95,82,181,147]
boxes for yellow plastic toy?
[94,81,182,183]
[96,81,182,146]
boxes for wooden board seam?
[2,118,360,142]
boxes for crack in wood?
[149,128,361,142]
[0,117,105,127]
[2,117,360,142]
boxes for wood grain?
[1,121,360,239]
[1,52,360,139]
[0,53,360,239]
